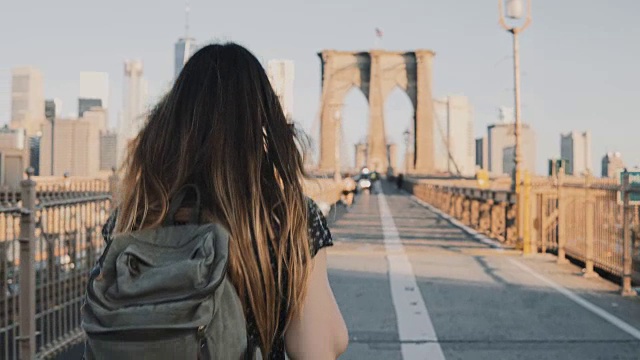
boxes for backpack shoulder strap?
[164,184,202,226]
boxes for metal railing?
[0,171,344,359]
[405,180,518,245]
[0,169,115,360]
[406,171,640,295]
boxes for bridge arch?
[385,86,415,175]
[341,87,369,171]
[317,49,436,174]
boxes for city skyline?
[1,0,639,174]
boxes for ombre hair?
[115,43,311,355]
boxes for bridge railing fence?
[0,205,22,360]
[406,172,639,294]
[407,180,518,245]
[0,169,116,360]
[536,173,639,291]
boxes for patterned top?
[99,198,333,359]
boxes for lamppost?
[334,108,342,182]
[499,0,532,252]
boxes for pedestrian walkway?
[326,181,640,360]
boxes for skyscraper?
[100,131,118,172]
[267,60,295,121]
[174,2,197,78]
[475,137,488,170]
[28,135,41,176]
[82,107,108,132]
[0,127,29,189]
[78,99,103,118]
[40,118,101,177]
[118,60,148,164]
[433,96,475,176]
[560,131,591,176]
[79,71,109,118]
[79,71,109,106]
[0,126,26,150]
[11,67,45,135]
[487,122,536,176]
[175,38,197,78]
[602,152,624,178]
[502,146,516,176]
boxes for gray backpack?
[82,185,260,359]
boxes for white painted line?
[378,193,446,360]
[410,195,504,251]
[510,259,640,340]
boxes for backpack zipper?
[197,325,208,360]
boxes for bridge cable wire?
[433,99,462,176]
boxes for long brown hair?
[115,43,311,355]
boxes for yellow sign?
[476,169,489,189]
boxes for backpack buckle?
[197,325,207,340]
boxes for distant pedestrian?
[396,173,404,190]
[370,171,381,194]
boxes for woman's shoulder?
[305,197,333,257]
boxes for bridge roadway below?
[326,180,640,360]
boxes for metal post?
[334,108,342,182]
[18,167,37,359]
[537,192,545,253]
[512,28,522,185]
[403,129,410,175]
[584,171,597,278]
[511,27,524,254]
[621,171,635,296]
[557,168,568,264]
[523,171,533,254]
[50,118,55,176]
[499,0,531,257]
[109,166,120,212]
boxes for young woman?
[104,43,348,359]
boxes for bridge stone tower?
[318,50,435,174]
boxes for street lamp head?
[506,0,524,19]
[498,0,532,32]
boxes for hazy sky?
[1,0,639,174]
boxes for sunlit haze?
[1,0,639,172]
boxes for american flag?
[375,28,383,38]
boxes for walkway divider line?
[510,258,640,340]
[378,193,446,360]
[410,194,504,251]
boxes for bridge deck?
[327,181,640,360]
